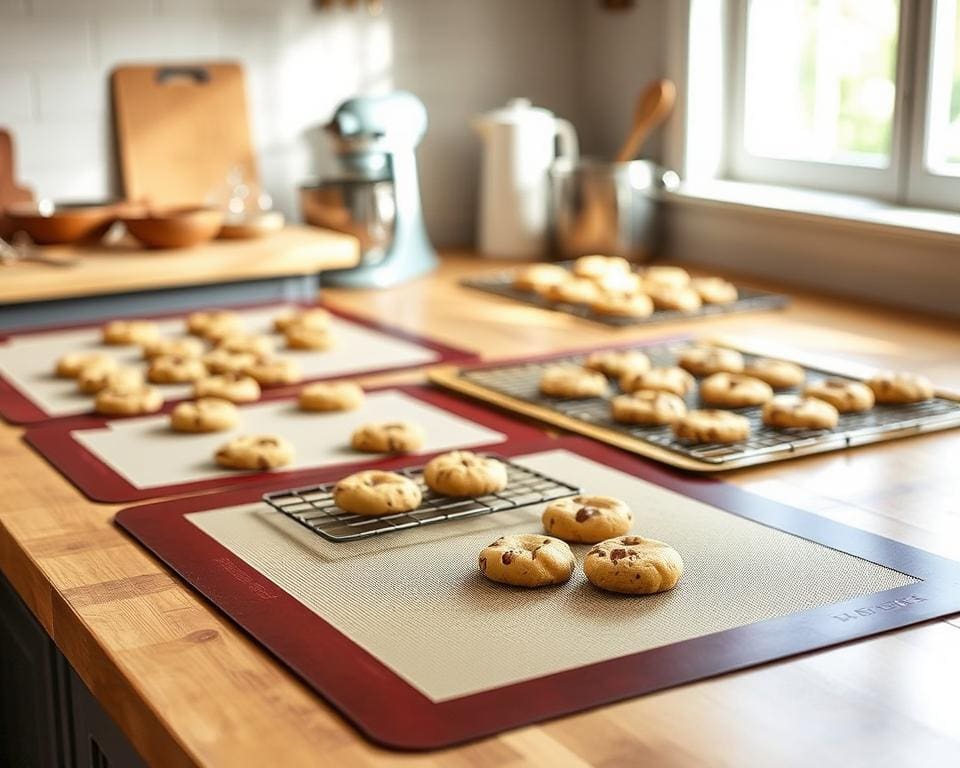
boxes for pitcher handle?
[555,118,579,163]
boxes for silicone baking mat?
[25,385,546,503]
[116,437,960,750]
[461,264,788,327]
[430,338,960,472]
[0,302,476,424]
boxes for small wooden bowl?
[217,210,285,240]
[123,206,225,249]
[4,201,118,245]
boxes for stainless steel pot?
[550,158,676,263]
[300,179,396,266]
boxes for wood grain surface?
[1,254,959,767]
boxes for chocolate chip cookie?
[193,373,261,403]
[101,319,161,346]
[699,372,774,408]
[351,421,425,453]
[620,366,695,397]
[273,307,331,333]
[244,357,303,387]
[762,395,839,430]
[56,352,116,379]
[147,354,208,384]
[169,398,239,433]
[573,254,630,280]
[140,336,205,360]
[186,310,243,340]
[202,348,259,375]
[673,409,750,443]
[804,378,875,413]
[743,357,806,389]
[478,534,575,588]
[94,385,163,416]
[611,390,687,425]
[640,265,690,289]
[867,371,935,404]
[542,495,633,544]
[214,434,294,471]
[513,263,570,292]
[423,451,508,497]
[298,381,365,412]
[645,283,702,312]
[691,277,738,304]
[677,346,745,376]
[215,332,275,357]
[539,364,610,398]
[78,365,143,395]
[583,536,683,595]
[333,470,422,516]
[590,292,654,318]
[584,349,651,379]
[284,324,334,351]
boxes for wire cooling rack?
[453,341,960,469]
[263,456,580,542]
[461,265,788,327]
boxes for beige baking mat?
[186,449,916,702]
[0,306,438,417]
[74,390,505,489]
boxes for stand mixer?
[303,91,437,288]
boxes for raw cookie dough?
[478,534,575,588]
[169,398,239,433]
[423,451,508,497]
[214,434,294,471]
[539,365,610,398]
[804,378,875,413]
[351,421,425,453]
[673,409,751,443]
[298,381,365,412]
[762,395,839,430]
[542,495,633,544]
[611,390,687,425]
[584,536,683,595]
[333,470,422,516]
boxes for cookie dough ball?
[545,277,603,305]
[743,358,806,389]
[478,534,575,588]
[56,352,116,379]
[590,292,654,319]
[584,536,683,595]
[101,319,161,346]
[214,434,294,471]
[542,495,633,544]
[691,276,738,304]
[867,371,935,404]
[584,349,651,379]
[147,354,208,384]
[539,365,610,398]
[762,395,839,430]
[640,265,690,289]
[94,385,163,416]
[423,451,508,497]
[216,332,275,357]
[573,254,630,280]
[333,470,422,516]
[645,283,702,312]
[611,390,687,426]
[699,372,774,408]
[284,324,334,351]
[194,373,261,403]
[202,348,259,375]
[140,336,205,360]
[298,381,364,412]
[244,357,303,387]
[273,307,331,333]
[673,409,750,444]
[513,263,570,292]
[620,366,695,397]
[677,346,745,377]
[169,398,239,433]
[78,365,143,395]
[186,310,243,340]
[804,378,875,413]
[351,421,425,453]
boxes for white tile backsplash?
[0,0,664,246]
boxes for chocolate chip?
[622,536,642,545]
[610,548,628,562]
[479,556,487,572]
[531,546,540,560]
[576,506,600,522]
[501,551,514,565]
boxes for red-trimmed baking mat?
[0,301,476,425]
[116,436,960,750]
[25,385,544,503]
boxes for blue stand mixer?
[304,91,438,289]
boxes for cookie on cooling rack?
[645,284,702,312]
[620,366,695,398]
[423,451,508,497]
[333,470,422,516]
[677,346,745,377]
[540,364,610,398]
[743,357,806,389]
[699,372,774,408]
[478,534,575,588]
[611,390,687,426]
[762,395,839,430]
[866,371,935,404]
[691,277,738,305]
[804,378,875,413]
[542,495,633,544]
[584,349,651,379]
[673,409,751,444]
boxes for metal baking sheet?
[430,339,960,472]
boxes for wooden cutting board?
[112,62,257,207]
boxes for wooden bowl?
[4,201,119,245]
[217,210,285,240]
[123,206,225,249]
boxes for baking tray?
[0,301,477,425]
[429,338,960,472]
[461,264,788,326]
[115,436,960,750]
[24,384,547,503]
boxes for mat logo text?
[833,594,926,622]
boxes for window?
[721,0,960,210]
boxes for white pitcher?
[474,98,578,258]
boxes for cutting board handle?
[155,66,211,85]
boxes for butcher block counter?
[2,254,960,767]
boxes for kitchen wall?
[0,0,666,247]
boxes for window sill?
[666,180,960,247]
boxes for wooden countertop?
[0,225,359,305]
[2,254,960,766]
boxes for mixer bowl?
[300,179,396,265]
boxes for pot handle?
[555,118,579,164]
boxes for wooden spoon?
[615,79,677,163]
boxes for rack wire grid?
[263,456,581,542]
[460,342,960,466]
[460,264,789,327]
